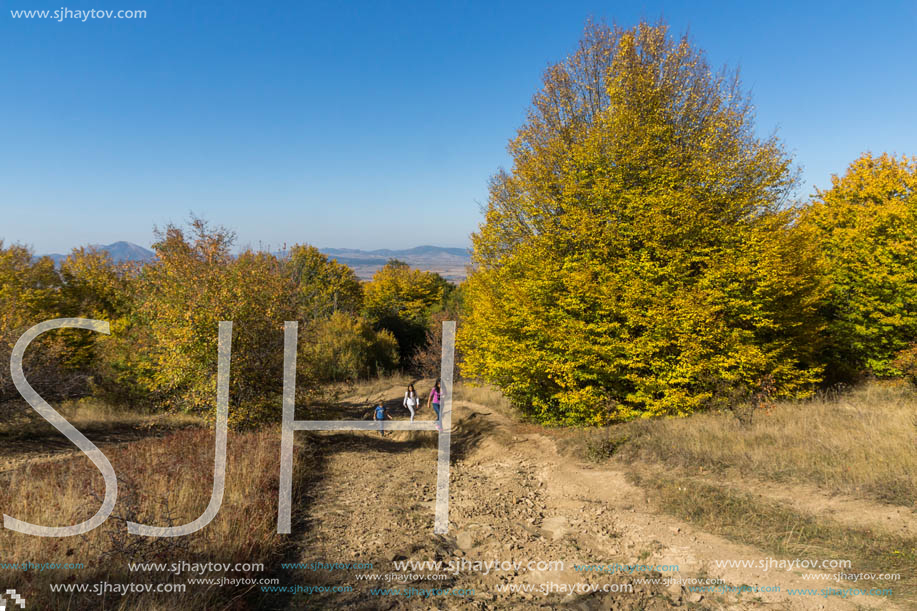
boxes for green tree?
[460,20,824,425]
[799,152,917,380]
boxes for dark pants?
[432,402,440,420]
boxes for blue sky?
[1,0,915,254]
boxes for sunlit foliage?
[800,152,917,381]
[363,259,451,361]
[460,20,825,424]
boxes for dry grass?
[347,372,414,397]
[0,398,200,439]
[634,473,917,605]
[0,426,317,610]
[454,381,514,412]
[614,381,917,506]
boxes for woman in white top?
[403,383,419,422]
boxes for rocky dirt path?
[276,385,900,610]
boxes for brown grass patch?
[616,382,917,506]
[0,426,317,610]
[633,473,917,606]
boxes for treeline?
[0,218,456,426]
[459,20,917,425]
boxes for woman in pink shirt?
[428,380,442,424]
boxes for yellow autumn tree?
[799,152,917,380]
[363,260,451,360]
[0,242,69,412]
[286,244,363,318]
[58,247,137,373]
[93,221,400,425]
[460,20,825,425]
[2,244,140,414]
[123,220,300,424]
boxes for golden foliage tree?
[58,247,137,372]
[119,220,300,423]
[286,244,363,318]
[298,311,399,385]
[800,152,917,380]
[0,243,68,409]
[92,220,398,426]
[363,260,450,360]
[460,20,825,425]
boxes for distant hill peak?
[89,241,155,263]
[40,241,155,265]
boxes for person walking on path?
[403,384,419,422]
[374,402,391,437]
[428,380,442,430]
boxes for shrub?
[892,343,917,386]
[298,311,399,385]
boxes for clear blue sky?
[1,0,915,254]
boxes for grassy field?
[632,472,917,602]
[612,381,917,506]
[506,380,917,506]
[0,404,317,610]
[0,398,200,439]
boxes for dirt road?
[275,385,898,610]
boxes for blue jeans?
[432,402,440,420]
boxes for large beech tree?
[460,20,825,424]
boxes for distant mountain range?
[318,245,470,281]
[322,245,469,258]
[40,242,470,281]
